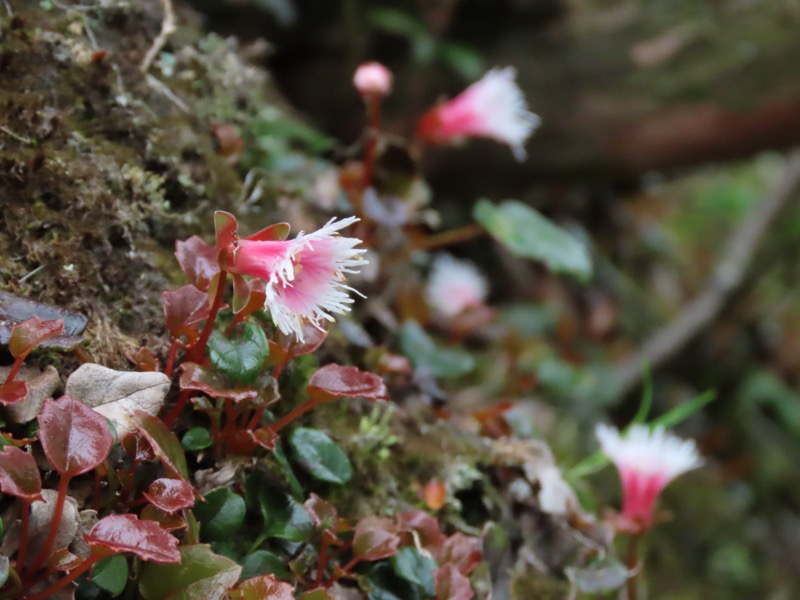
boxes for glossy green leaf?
[91,555,129,596]
[182,427,213,451]
[365,562,419,600]
[240,550,291,581]
[139,544,242,600]
[0,555,9,590]
[474,199,592,282]
[245,479,312,542]
[208,322,269,384]
[391,547,435,595]
[288,428,353,484]
[398,321,474,378]
[194,487,246,542]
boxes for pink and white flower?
[233,217,368,341]
[353,61,393,99]
[416,67,540,161]
[596,424,703,532]
[425,254,488,319]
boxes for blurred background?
[190,1,800,597]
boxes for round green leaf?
[194,487,246,542]
[398,321,474,379]
[139,544,242,600]
[288,428,353,484]
[208,322,269,384]
[391,547,435,595]
[474,199,592,282]
[182,427,213,451]
[240,550,291,582]
[244,478,313,542]
[90,554,129,596]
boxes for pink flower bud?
[353,61,393,98]
[425,254,488,319]
[416,67,539,161]
[232,218,368,342]
[596,424,703,532]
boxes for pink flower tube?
[353,61,393,99]
[596,424,703,532]
[416,67,540,161]
[232,217,367,341]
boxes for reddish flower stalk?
[189,270,228,363]
[270,397,326,435]
[163,338,180,378]
[3,357,25,386]
[626,533,640,600]
[163,388,193,427]
[21,553,100,600]
[15,499,31,572]
[24,475,72,578]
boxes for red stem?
[16,499,31,572]
[22,554,99,600]
[163,388,193,427]
[3,356,25,385]
[25,475,71,578]
[221,399,238,443]
[247,405,266,430]
[189,270,228,363]
[626,534,640,600]
[270,398,324,434]
[272,360,287,380]
[315,536,330,585]
[362,99,381,192]
[164,338,180,378]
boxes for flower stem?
[164,338,180,378]
[15,500,30,572]
[21,554,98,600]
[163,388,192,427]
[25,475,71,578]
[270,398,324,434]
[362,99,381,192]
[189,270,228,363]
[626,534,641,600]
[3,357,24,385]
[413,223,487,251]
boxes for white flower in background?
[416,67,540,161]
[353,61,393,99]
[596,424,703,531]
[425,254,488,319]
[233,217,368,341]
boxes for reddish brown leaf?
[179,363,259,403]
[0,291,86,350]
[304,493,338,529]
[140,505,188,531]
[435,533,482,576]
[0,380,28,405]
[126,347,160,372]
[229,574,295,600]
[307,364,389,404]
[276,324,327,358]
[434,564,474,600]
[249,427,279,451]
[0,445,42,502]
[46,548,84,572]
[352,516,400,562]
[214,210,238,249]
[143,478,196,514]
[38,395,114,476]
[231,275,266,318]
[175,236,220,292]
[422,479,447,511]
[132,412,191,484]
[163,285,212,341]
[9,317,65,358]
[85,514,181,563]
[396,510,446,550]
[245,222,291,242]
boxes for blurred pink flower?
[416,67,540,161]
[596,424,703,532]
[233,217,367,341]
[353,61,393,98]
[425,254,488,319]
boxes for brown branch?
[612,148,800,398]
[140,0,176,72]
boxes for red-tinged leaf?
[435,564,474,600]
[141,505,188,531]
[163,285,212,341]
[422,479,447,511]
[0,446,42,502]
[46,548,84,572]
[249,427,279,451]
[395,510,446,550]
[245,222,291,242]
[179,363,259,403]
[175,236,220,291]
[307,364,389,403]
[9,317,64,358]
[143,478,196,514]
[214,210,238,249]
[132,411,191,484]
[264,340,290,368]
[276,324,327,358]
[231,275,266,317]
[435,533,482,576]
[0,291,87,349]
[229,574,295,600]
[0,380,27,405]
[38,395,114,476]
[397,510,446,550]
[352,516,400,562]
[126,347,160,372]
[304,493,338,529]
[86,514,180,563]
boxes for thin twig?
[140,0,176,72]
[612,149,800,397]
[145,73,189,113]
[3,0,13,17]
[0,126,33,145]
